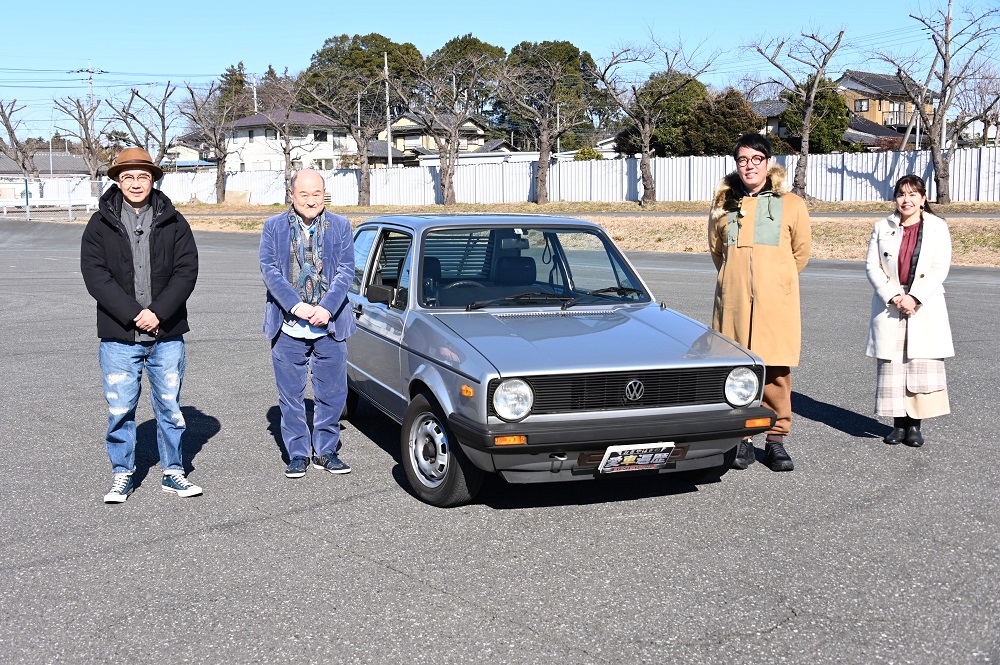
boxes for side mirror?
[366,283,393,304]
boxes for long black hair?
[893,175,934,216]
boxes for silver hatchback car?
[346,215,774,506]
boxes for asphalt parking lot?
[0,219,997,664]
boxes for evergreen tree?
[778,77,849,153]
[676,88,762,156]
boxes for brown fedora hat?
[107,147,163,181]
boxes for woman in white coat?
[865,175,954,447]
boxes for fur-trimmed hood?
[710,165,789,221]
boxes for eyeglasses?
[119,173,152,184]
[736,155,767,167]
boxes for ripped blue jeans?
[98,336,186,475]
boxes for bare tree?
[54,96,106,195]
[181,81,243,203]
[592,41,715,206]
[879,0,1000,203]
[300,73,386,206]
[106,83,178,163]
[0,100,42,181]
[300,33,423,206]
[241,72,326,201]
[495,41,593,205]
[749,30,845,198]
[955,62,1000,147]
[391,37,505,205]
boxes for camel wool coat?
[865,211,954,361]
[708,165,811,367]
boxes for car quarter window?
[350,228,378,295]
[369,230,413,309]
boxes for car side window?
[350,228,378,295]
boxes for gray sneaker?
[285,457,308,478]
[104,473,134,504]
[312,453,351,475]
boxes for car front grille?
[487,366,762,416]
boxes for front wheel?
[401,393,484,507]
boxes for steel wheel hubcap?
[408,413,450,488]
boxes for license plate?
[598,442,675,474]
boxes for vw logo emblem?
[624,380,645,402]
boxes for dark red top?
[897,220,921,285]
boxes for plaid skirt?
[875,316,949,417]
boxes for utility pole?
[941,0,953,153]
[72,60,107,106]
[384,52,392,168]
[252,74,259,113]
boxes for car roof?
[357,213,605,233]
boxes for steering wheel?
[442,280,485,289]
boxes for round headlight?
[493,378,533,421]
[725,367,759,407]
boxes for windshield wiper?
[466,291,572,311]
[561,286,645,310]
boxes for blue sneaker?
[285,457,309,479]
[161,472,203,497]
[104,473,134,504]
[312,453,351,475]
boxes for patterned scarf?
[287,207,328,305]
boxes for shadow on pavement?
[347,397,708,509]
[133,405,220,486]
[792,391,886,439]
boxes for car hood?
[431,305,758,376]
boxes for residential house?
[415,138,524,167]
[750,100,789,138]
[365,140,407,168]
[844,115,910,150]
[381,112,490,166]
[836,70,933,132]
[0,153,93,177]
[225,110,357,172]
[162,135,216,172]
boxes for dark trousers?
[271,332,348,460]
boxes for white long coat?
[865,212,955,361]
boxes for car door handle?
[352,303,363,317]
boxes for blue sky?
[2,0,938,137]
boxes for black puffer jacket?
[80,186,198,341]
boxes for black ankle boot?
[884,417,907,445]
[904,419,924,447]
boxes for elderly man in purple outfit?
[259,169,357,479]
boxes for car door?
[346,227,412,420]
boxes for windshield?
[418,226,649,309]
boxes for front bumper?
[448,406,775,454]
[447,406,775,482]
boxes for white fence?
[0,176,101,221]
[2,147,998,221]
[160,147,991,205]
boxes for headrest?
[423,256,442,281]
[496,256,536,286]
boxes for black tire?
[342,386,360,422]
[401,393,484,507]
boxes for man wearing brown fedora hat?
[81,147,202,503]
